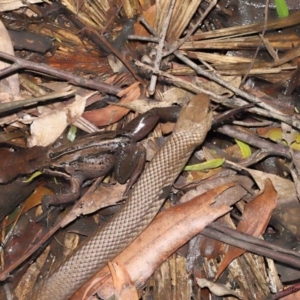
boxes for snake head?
[174,94,212,136]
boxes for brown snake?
[32,94,212,300]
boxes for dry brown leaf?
[133,4,156,39]
[138,0,152,11]
[199,214,234,260]
[107,54,126,73]
[140,136,164,161]
[121,87,191,114]
[23,186,53,212]
[0,0,42,12]
[28,110,68,147]
[175,167,221,189]
[69,183,126,218]
[14,246,50,300]
[247,169,295,202]
[0,19,19,99]
[198,75,241,97]
[180,176,252,208]
[108,262,139,300]
[83,82,141,126]
[280,286,300,299]
[28,93,93,147]
[71,183,233,300]
[196,278,242,299]
[155,0,201,42]
[2,186,54,227]
[214,179,278,279]
[121,0,140,19]
[228,163,296,201]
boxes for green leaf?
[184,158,225,171]
[274,0,289,18]
[23,171,42,183]
[235,139,251,158]
[67,125,77,142]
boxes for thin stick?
[0,51,122,95]
[128,35,159,43]
[241,0,269,84]
[135,60,224,101]
[135,18,285,116]
[148,0,176,95]
[135,60,300,128]
[163,0,217,57]
[202,226,300,269]
[138,16,158,37]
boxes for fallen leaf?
[0,146,48,183]
[184,158,225,171]
[28,92,95,147]
[14,246,50,300]
[235,139,252,158]
[133,4,156,46]
[0,0,42,12]
[121,87,191,114]
[71,183,233,300]
[3,185,53,227]
[160,122,175,134]
[196,278,241,299]
[29,110,68,147]
[0,19,19,98]
[196,75,241,97]
[156,0,201,42]
[83,82,141,126]
[214,179,278,279]
[108,262,138,300]
[257,126,300,151]
[0,177,41,222]
[227,162,296,201]
[69,183,126,219]
[175,167,220,188]
[179,175,253,208]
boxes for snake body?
[32,94,212,300]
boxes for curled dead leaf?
[108,262,138,300]
[83,82,141,126]
[214,179,278,279]
[71,183,233,300]
[196,278,242,299]
[28,92,94,147]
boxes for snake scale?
[32,94,212,300]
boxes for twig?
[191,11,300,40]
[128,35,159,43]
[148,0,176,95]
[233,120,273,127]
[135,44,300,128]
[0,89,76,114]
[202,225,300,268]
[138,61,292,128]
[209,222,300,258]
[3,284,12,300]
[163,0,217,57]
[133,19,286,116]
[217,125,292,159]
[173,50,283,115]
[241,0,269,84]
[135,60,225,101]
[55,3,145,84]
[0,51,122,95]
[73,117,100,133]
[138,16,158,37]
